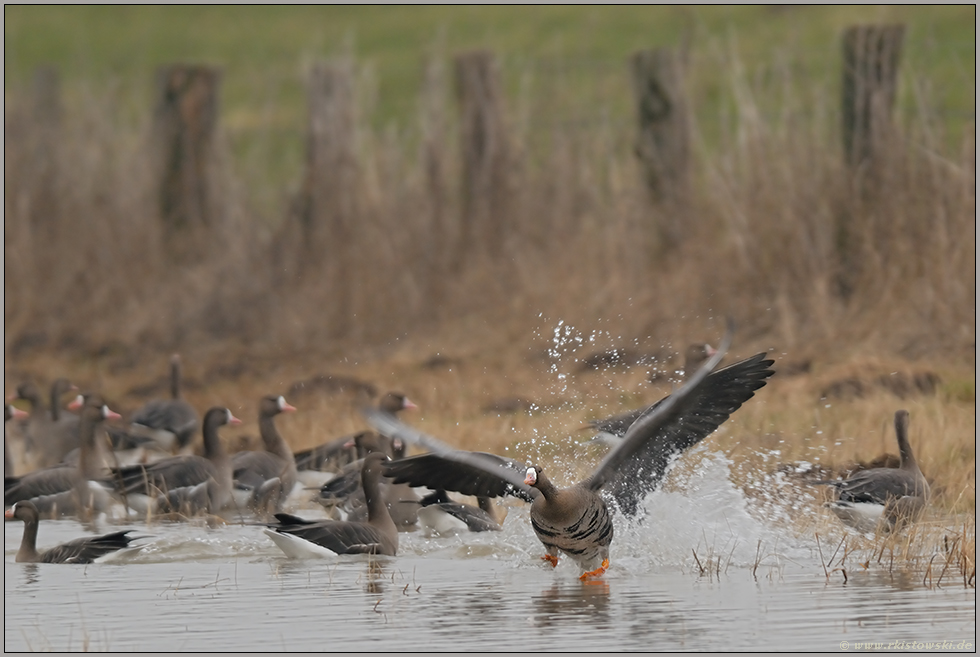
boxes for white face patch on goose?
[277,396,287,410]
[525,467,537,485]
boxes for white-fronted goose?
[9,379,80,469]
[47,378,79,423]
[231,395,298,515]
[103,407,241,516]
[293,392,417,474]
[264,452,398,557]
[817,410,930,533]
[5,404,30,477]
[368,321,775,579]
[415,489,502,536]
[5,501,141,563]
[314,432,420,531]
[127,354,199,453]
[4,394,120,519]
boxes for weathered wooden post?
[296,60,359,335]
[298,61,358,252]
[28,65,63,241]
[454,49,512,265]
[836,24,905,299]
[630,47,691,250]
[153,64,221,259]
[841,24,905,169]
[420,53,451,279]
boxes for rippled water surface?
[5,454,976,652]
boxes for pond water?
[5,452,975,652]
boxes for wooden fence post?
[454,49,512,266]
[298,61,358,253]
[296,60,359,335]
[153,64,221,259]
[28,65,63,241]
[841,24,905,169]
[630,47,691,249]
[420,52,451,280]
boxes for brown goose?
[103,407,241,516]
[264,452,398,557]
[369,321,775,579]
[314,431,420,531]
[5,404,30,477]
[293,392,417,474]
[9,378,80,469]
[4,394,120,519]
[817,410,930,533]
[47,378,80,423]
[231,395,298,514]
[127,354,199,453]
[5,501,141,563]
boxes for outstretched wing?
[381,450,537,503]
[588,320,774,517]
[360,408,538,503]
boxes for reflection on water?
[4,454,976,652]
[531,581,612,630]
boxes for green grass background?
[4,5,975,223]
[6,5,974,127]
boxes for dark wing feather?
[420,495,502,532]
[5,466,76,504]
[380,450,538,503]
[316,465,364,502]
[131,399,199,446]
[361,406,538,502]
[826,469,921,505]
[267,513,389,555]
[232,451,288,490]
[587,320,774,517]
[41,530,137,564]
[108,456,216,496]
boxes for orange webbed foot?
[579,558,610,581]
[541,554,559,568]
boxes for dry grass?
[4,45,974,576]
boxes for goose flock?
[4,322,932,575]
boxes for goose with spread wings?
[363,321,774,579]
